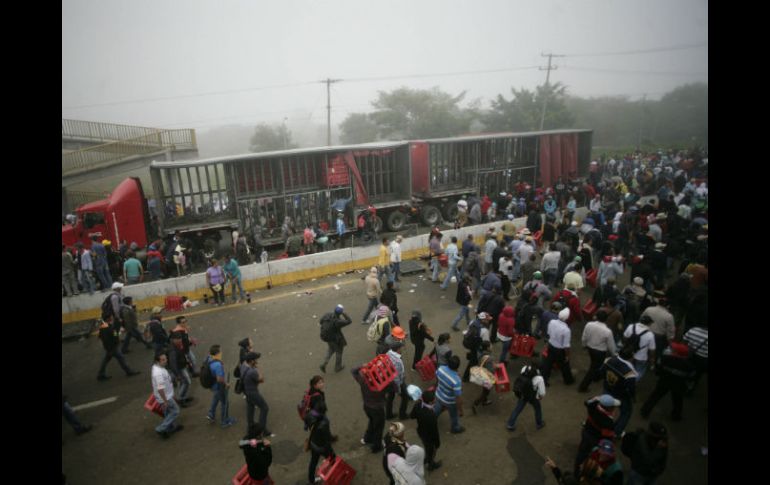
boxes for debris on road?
[409,289,415,293]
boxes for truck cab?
[61,177,151,250]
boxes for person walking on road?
[429,232,444,282]
[240,351,271,436]
[119,296,152,354]
[305,400,335,485]
[206,259,226,306]
[410,389,442,471]
[641,296,676,366]
[623,315,657,380]
[390,235,403,283]
[440,237,461,290]
[574,394,620,477]
[62,393,92,436]
[380,281,400,326]
[378,237,392,284]
[97,314,140,381]
[240,423,274,485]
[167,332,193,407]
[640,342,695,422]
[319,304,352,373]
[541,308,575,387]
[451,275,474,331]
[621,422,669,485]
[205,344,237,428]
[352,363,398,453]
[435,355,465,434]
[408,310,434,370]
[151,352,183,439]
[169,315,199,375]
[505,363,546,431]
[601,346,638,436]
[362,267,383,324]
[577,310,617,393]
[145,307,169,355]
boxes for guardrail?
[62,129,197,175]
[62,119,163,143]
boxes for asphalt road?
[62,250,707,485]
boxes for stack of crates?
[360,354,397,392]
[324,157,350,187]
[164,295,184,312]
[316,456,356,485]
[415,354,437,382]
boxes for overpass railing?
[62,119,166,143]
[62,129,197,175]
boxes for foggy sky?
[62,0,708,134]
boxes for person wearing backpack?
[551,283,583,326]
[573,394,621,477]
[319,305,352,374]
[476,285,504,342]
[305,399,335,485]
[241,351,271,437]
[523,272,553,310]
[600,346,637,436]
[505,363,546,431]
[450,274,474,331]
[541,308,575,387]
[640,342,695,422]
[204,344,237,428]
[623,315,657,380]
[145,307,169,355]
[362,267,383,324]
[97,314,141,381]
[461,312,491,382]
[621,422,668,485]
[101,282,125,329]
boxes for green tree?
[367,87,478,139]
[249,123,297,152]
[483,82,575,132]
[652,83,708,147]
[339,113,379,144]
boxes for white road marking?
[71,396,118,411]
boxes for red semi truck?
[63,130,593,257]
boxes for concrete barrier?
[62,207,589,324]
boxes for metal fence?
[62,129,197,175]
[62,119,163,143]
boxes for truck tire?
[386,211,407,232]
[443,202,459,222]
[371,215,383,234]
[421,205,441,226]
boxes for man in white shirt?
[641,298,676,365]
[441,237,461,290]
[517,237,535,266]
[578,310,617,393]
[152,353,183,439]
[389,235,403,283]
[483,235,498,275]
[623,315,657,380]
[542,308,575,387]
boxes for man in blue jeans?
[505,364,546,431]
[90,236,113,291]
[434,355,465,434]
[223,254,246,303]
[206,344,237,428]
[440,236,461,290]
[151,352,184,439]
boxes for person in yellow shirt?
[378,237,392,284]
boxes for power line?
[62,81,319,110]
[562,42,707,58]
[342,65,541,83]
[560,65,707,76]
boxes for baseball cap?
[477,312,491,320]
[335,304,344,314]
[151,306,164,315]
[407,384,423,401]
[633,277,644,285]
[599,394,621,408]
[558,308,570,321]
[533,271,543,280]
[391,326,406,340]
[111,282,124,290]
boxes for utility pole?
[538,52,565,130]
[321,78,341,146]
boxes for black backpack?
[513,367,537,399]
[319,313,336,342]
[462,321,482,351]
[101,294,116,321]
[625,324,650,353]
[199,358,217,389]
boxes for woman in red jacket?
[497,305,516,364]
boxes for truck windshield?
[83,212,105,229]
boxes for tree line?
[249,82,707,153]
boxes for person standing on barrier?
[223,254,246,303]
[206,259,226,306]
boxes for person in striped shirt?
[434,356,465,434]
[683,325,708,394]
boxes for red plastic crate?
[582,300,598,320]
[585,269,598,288]
[541,345,560,370]
[534,230,543,245]
[415,355,437,381]
[317,455,356,485]
[144,394,164,418]
[360,354,397,392]
[510,333,536,357]
[438,254,448,268]
[164,295,184,312]
[494,363,510,393]
[231,464,272,485]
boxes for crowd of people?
[64,149,707,484]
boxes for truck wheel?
[386,211,407,232]
[371,215,383,234]
[421,205,441,226]
[443,202,459,222]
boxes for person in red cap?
[640,342,695,422]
